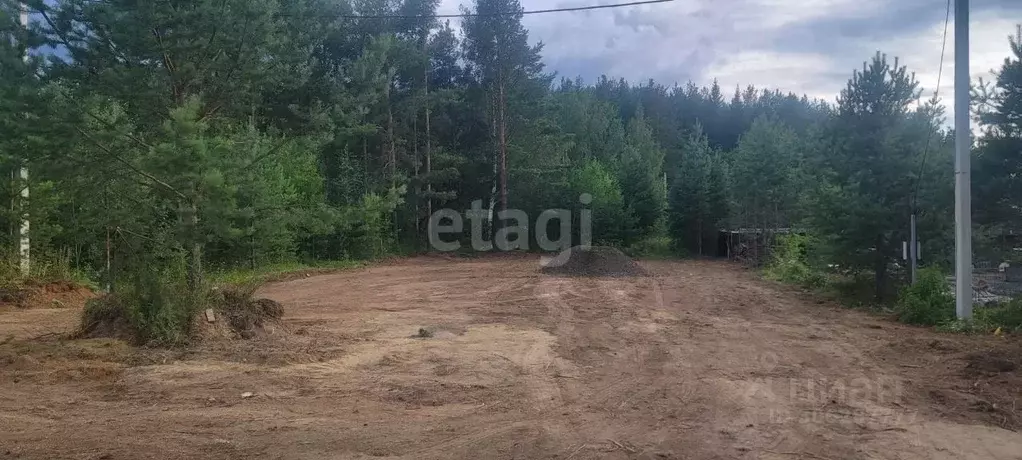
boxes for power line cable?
[912,0,952,209]
[302,0,675,19]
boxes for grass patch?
[939,299,1022,334]
[981,300,1022,332]
[937,317,991,334]
[208,260,363,287]
[30,251,99,290]
[0,250,98,293]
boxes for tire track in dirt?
[643,260,1022,460]
[529,271,732,458]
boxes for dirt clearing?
[1,256,1020,459]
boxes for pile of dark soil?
[964,350,1019,375]
[210,286,285,339]
[76,295,137,342]
[540,246,647,277]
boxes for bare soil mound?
[0,280,95,311]
[76,295,136,342]
[213,289,285,339]
[964,349,1019,375]
[540,246,647,277]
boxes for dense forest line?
[1,0,1022,339]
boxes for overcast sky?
[439,0,1022,120]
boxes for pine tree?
[668,125,714,254]
[807,52,922,301]
[975,25,1022,237]
[731,116,802,233]
[461,0,545,216]
[0,0,46,260]
[619,109,667,241]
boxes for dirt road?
[1,256,1020,459]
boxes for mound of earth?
[78,286,286,343]
[540,246,647,277]
[202,287,285,340]
[0,280,95,311]
[964,350,1019,375]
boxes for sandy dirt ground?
[1,256,1021,459]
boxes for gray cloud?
[440,0,1022,114]
[772,0,1022,56]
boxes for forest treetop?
[0,0,1019,315]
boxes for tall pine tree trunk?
[184,202,202,292]
[413,113,420,241]
[874,234,887,302]
[488,82,496,216]
[424,53,433,236]
[387,85,396,188]
[697,217,703,256]
[362,136,369,195]
[488,81,499,238]
[498,82,509,215]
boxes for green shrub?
[129,271,202,345]
[81,259,296,345]
[764,234,827,289]
[895,266,954,326]
[80,257,203,346]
